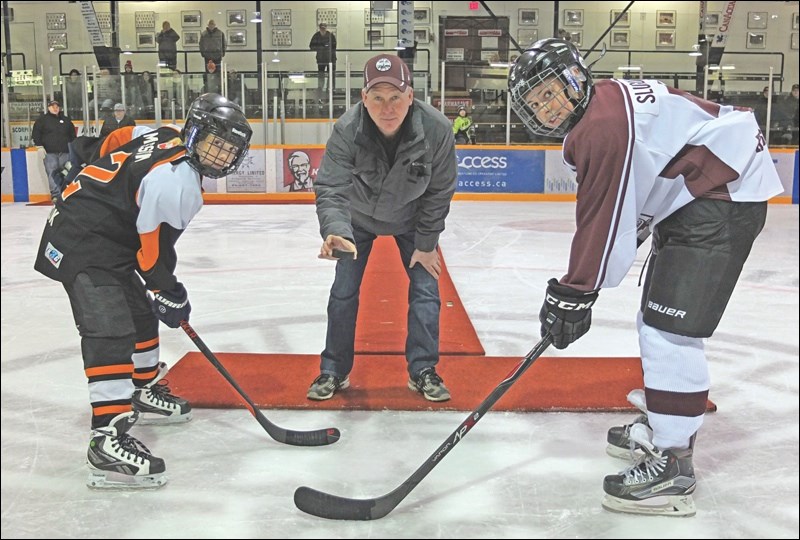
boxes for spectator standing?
[100,103,136,137]
[122,60,142,115]
[64,69,85,121]
[199,20,225,80]
[139,71,156,117]
[309,54,457,403]
[156,21,181,71]
[31,99,76,202]
[309,23,337,96]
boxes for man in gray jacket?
[309,54,458,402]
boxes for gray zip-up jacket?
[314,99,457,252]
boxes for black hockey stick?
[180,321,340,447]
[294,334,553,520]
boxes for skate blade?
[135,411,193,426]
[87,470,168,490]
[602,494,696,517]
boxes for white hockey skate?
[133,361,192,425]
[602,423,696,517]
[606,389,651,460]
[86,411,167,489]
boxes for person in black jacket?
[309,23,337,96]
[31,99,76,202]
[156,21,180,71]
[100,103,136,137]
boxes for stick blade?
[294,486,388,520]
[281,427,341,447]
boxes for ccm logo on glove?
[544,293,596,311]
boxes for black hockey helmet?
[182,93,252,179]
[508,38,593,138]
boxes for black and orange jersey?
[34,125,203,292]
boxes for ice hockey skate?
[602,423,696,517]
[86,411,167,490]
[606,389,651,460]
[132,361,192,425]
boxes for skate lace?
[112,433,154,465]
[623,452,667,485]
[149,380,179,407]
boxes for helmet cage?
[509,40,593,138]
[183,95,252,179]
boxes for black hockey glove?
[539,278,599,350]
[151,282,191,328]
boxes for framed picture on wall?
[610,30,630,48]
[610,10,630,27]
[564,9,583,27]
[182,31,200,47]
[747,12,768,30]
[228,30,247,46]
[47,33,68,50]
[227,10,246,27]
[657,10,676,28]
[704,12,721,27]
[517,28,539,48]
[746,31,766,49]
[136,32,155,48]
[791,33,799,50]
[414,28,430,44]
[181,10,201,28]
[569,31,583,47]
[656,30,676,48]
[792,12,799,30]
[365,28,384,46]
[413,8,430,25]
[518,9,538,26]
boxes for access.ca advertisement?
[455,148,544,193]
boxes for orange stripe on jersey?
[137,225,161,272]
[93,404,132,417]
[85,364,134,378]
[99,126,136,157]
[135,337,160,350]
[133,366,160,381]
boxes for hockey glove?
[539,278,599,350]
[151,282,191,328]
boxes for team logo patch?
[157,138,182,150]
[376,58,392,71]
[44,242,63,268]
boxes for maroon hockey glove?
[539,278,599,349]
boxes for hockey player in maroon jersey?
[508,39,783,516]
[34,93,252,489]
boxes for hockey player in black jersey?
[34,93,252,489]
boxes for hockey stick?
[180,321,340,447]
[294,334,553,520]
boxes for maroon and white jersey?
[561,78,783,291]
